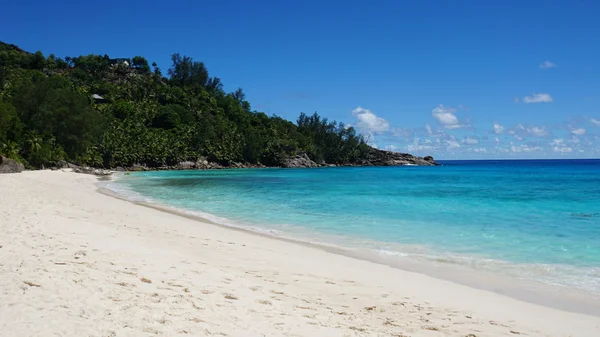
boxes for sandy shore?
[1,171,598,337]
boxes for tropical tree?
[0,40,372,169]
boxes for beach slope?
[0,171,598,337]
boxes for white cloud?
[571,128,586,135]
[528,126,549,137]
[553,146,573,153]
[352,107,390,132]
[385,144,398,151]
[445,124,468,130]
[511,144,541,153]
[472,147,487,153]
[458,104,471,111]
[445,139,461,149]
[523,93,553,103]
[539,61,556,69]
[550,139,564,146]
[432,105,459,126]
[462,137,479,145]
[423,124,450,137]
[506,124,551,140]
[425,124,433,136]
[431,104,469,130]
[525,146,541,152]
[590,118,600,126]
[406,138,436,152]
[391,128,414,138]
[430,105,470,130]
[493,122,504,134]
[406,144,434,152]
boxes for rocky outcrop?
[130,164,148,171]
[0,156,24,173]
[176,161,196,170]
[164,159,265,171]
[173,159,222,170]
[358,148,438,166]
[175,149,436,170]
[282,153,318,168]
[193,158,226,169]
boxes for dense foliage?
[0,42,369,168]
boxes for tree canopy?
[0,41,370,169]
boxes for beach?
[1,170,599,337]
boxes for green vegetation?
[0,41,369,168]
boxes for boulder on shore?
[177,161,196,170]
[282,153,318,168]
[130,164,147,171]
[68,163,113,176]
[0,156,24,174]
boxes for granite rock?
[0,156,24,174]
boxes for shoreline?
[98,180,600,317]
[2,170,599,336]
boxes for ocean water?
[105,160,600,294]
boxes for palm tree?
[26,133,42,154]
[1,141,20,159]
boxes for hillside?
[0,42,436,170]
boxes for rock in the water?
[282,153,318,168]
[0,156,24,173]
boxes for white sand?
[1,171,598,337]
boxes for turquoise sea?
[105,160,600,294]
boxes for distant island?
[0,42,436,171]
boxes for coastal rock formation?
[358,148,438,166]
[282,153,318,168]
[0,156,24,173]
[177,161,196,170]
[195,158,210,169]
[173,149,438,170]
[130,164,147,172]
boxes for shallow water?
[105,159,600,294]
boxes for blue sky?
[3,0,600,159]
